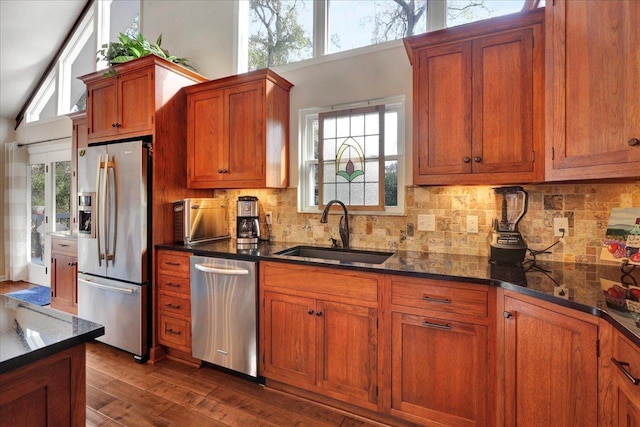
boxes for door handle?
[78,278,134,294]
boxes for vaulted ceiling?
[0,0,87,122]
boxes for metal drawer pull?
[612,358,640,385]
[166,303,181,309]
[166,328,182,336]
[165,282,181,288]
[58,243,69,247]
[165,261,181,266]
[421,320,452,330]
[421,295,451,304]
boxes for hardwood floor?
[85,342,380,427]
[0,280,39,295]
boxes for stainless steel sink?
[275,246,394,264]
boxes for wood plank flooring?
[1,281,382,426]
[85,342,381,427]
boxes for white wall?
[139,0,414,185]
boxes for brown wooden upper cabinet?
[185,69,293,189]
[546,0,640,181]
[80,56,205,144]
[404,9,544,186]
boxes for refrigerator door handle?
[100,154,109,262]
[95,154,103,266]
[194,263,250,275]
[78,277,135,294]
[106,156,117,263]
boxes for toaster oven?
[173,198,230,245]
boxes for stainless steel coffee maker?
[236,196,260,245]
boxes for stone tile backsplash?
[220,183,640,264]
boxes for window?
[25,0,140,123]
[300,96,405,214]
[243,0,532,71]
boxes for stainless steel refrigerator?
[77,140,150,362]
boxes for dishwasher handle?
[194,263,250,276]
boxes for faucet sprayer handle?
[329,237,339,248]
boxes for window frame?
[298,95,406,215]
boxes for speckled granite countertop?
[0,295,104,373]
[158,240,640,346]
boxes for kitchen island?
[0,293,104,426]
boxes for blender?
[490,186,528,264]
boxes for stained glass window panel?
[318,106,384,210]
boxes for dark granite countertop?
[0,294,104,373]
[158,240,640,347]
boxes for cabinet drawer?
[391,277,488,318]
[158,314,191,351]
[51,237,78,256]
[613,330,640,384]
[261,261,379,302]
[157,273,190,296]
[158,293,190,318]
[157,250,191,275]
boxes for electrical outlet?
[418,214,436,232]
[265,211,273,225]
[467,215,478,233]
[553,217,569,237]
[554,285,572,300]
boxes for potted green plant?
[97,32,195,75]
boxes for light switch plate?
[418,214,436,231]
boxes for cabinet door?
[51,253,78,313]
[547,0,640,180]
[224,81,265,185]
[317,300,378,408]
[414,42,472,179]
[263,292,316,387]
[118,67,154,136]
[617,382,640,427]
[187,89,225,187]
[86,78,118,140]
[391,312,489,426]
[503,294,598,426]
[472,28,536,175]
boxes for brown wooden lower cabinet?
[154,249,198,364]
[0,344,86,426]
[50,236,78,314]
[500,290,599,427]
[599,319,640,427]
[261,261,381,412]
[388,275,495,426]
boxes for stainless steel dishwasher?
[190,255,257,378]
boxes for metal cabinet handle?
[308,309,314,315]
[165,282,181,288]
[474,157,482,162]
[165,261,181,266]
[316,311,323,317]
[166,303,181,310]
[421,320,451,330]
[68,262,77,267]
[503,311,512,318]
[463,157,471,163]
[112,123,117,128]
[612,358,640,385]
[166,328,182,336]
[58,243,69,247]
[421,295,451,304]
[629,138,640,147]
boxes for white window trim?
[298,95,405,216]
[26,70,57,123]
[58,6,95,115]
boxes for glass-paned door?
[27,147,71,286]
